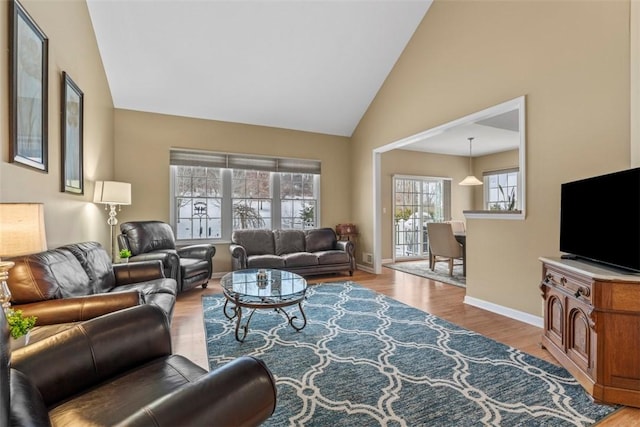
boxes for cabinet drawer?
[543,265,593,304]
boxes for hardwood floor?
[171,267,640,425]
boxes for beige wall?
[114,109,352,273]
[380,149,471,260]
[0,0,114,249]
[351,0,630,316]
[379,148,519,261]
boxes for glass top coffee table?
[220,268,308,342]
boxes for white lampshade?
[459,137,483,186]
[0,203,48,257]
[459,175,483,186]
[94,181,131,205]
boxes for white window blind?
[170,149,321,174]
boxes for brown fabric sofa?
[230,228,355,276]
[5,241,177,325]
[3,304,277,427]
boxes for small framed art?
[61,72,84,194]
[10,0,49,172]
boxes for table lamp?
[93,181,131,261]
[0,203,48,311]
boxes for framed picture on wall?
[9,0,49,172]
[61,72,84,194]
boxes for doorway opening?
[393,175,451,260]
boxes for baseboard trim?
[464,296,543,328]
[356,264,375,273]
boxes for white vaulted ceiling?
[86,0,433,137]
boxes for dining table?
[454,232,466,276]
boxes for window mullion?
[314,174,321,226]
[222,169,233,239]
[272,173,281,229]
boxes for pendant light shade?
[459,137,483,186]
[459,175,483,186]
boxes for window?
[175,167,222,239]
[392,175,451,259]
[280,172,317,229]
[484,168,519,211]
[170,150,320,241]
[232,170,271,229]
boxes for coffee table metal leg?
[235,306,258,342]
[223,298,237,320]
[276,302,307,332]
[225,297,307,341]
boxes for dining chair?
[445,220,466,235]
[426,222,464,276]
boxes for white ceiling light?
[459,137,483,186]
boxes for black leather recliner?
[2,304,277,426]
[118,221,216,293]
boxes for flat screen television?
[560,167,640,272]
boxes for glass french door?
[393,176,450,260]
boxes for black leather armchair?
[118,221,216,293]
[3,304,277,426]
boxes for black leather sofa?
[3,304,277,426]
[5,241,177,325]
[230,228,355,276]
[118,221,216,293]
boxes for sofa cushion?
[63,242,116,293]
[305,228,337,253]
[232,230,275,256]
[180,258,209,277]
[247,255,285,269]
[120,221,176,255]
[316,250,350,265]
[274,230,306,256]
[7,249,91,303]
[283,252,319,268]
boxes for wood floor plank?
[171,267,640,424]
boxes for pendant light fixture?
[459,137,483,186]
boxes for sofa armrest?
[113,260,166,285]
[177,244,216,260]
[129,251,180,280]
[116,356,277,427]
[11,305,171,406]
[336,239,355,255]
[229,244,248,270]
[15,292,142,325]
[336,240,356,272]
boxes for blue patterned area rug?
[384,260,466,288]
[203,282,617,426]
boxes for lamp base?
[0,260,15,311]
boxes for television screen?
[560,167,640,272]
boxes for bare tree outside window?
[232,170,271,230]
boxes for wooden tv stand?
[539,257,640,408]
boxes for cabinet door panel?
[566,299,594,375]
[544,288,564,349]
